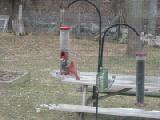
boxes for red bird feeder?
[60,25,71,75]
[59,25,80,80]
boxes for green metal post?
[136,52,145,106]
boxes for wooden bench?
[48,70,160,120]
[51,71,131,104]
[40,104,160,119]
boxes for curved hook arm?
[67,0,102,72]
[67,1,101,119]
[103,24,140,38]
[100,23,140,67]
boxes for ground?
[0,32,160,120]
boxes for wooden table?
[51,71,96,105]
[44,70,160,120]
[51,70,132,105]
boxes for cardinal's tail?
[75,73,80,80]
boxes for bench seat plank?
[40,104,160,119]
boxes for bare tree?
[125,0,144,57]
[11,0,26,35]
[148,0,157,35]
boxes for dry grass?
[0,32,160,120]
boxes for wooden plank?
[120,91,160,97]
[40,104,160,119]
[86,88,132,104]
[103,87,131,93]
[78,87,131,94]
[62,79,95,86]
[51,70,160,88]
[51,70,160,95]
[51,70,96,85]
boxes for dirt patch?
[0,71,22,81]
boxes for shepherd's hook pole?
[67,1,102,120]
[101,23,140,65]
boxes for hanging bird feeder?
[60,25,71,75]
[59,25,80,80]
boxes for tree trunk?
[18,3,25,34]
[7,0,15,32]
[126,0,144,57]
[148,0,157,35]
[12,0,26,35]
[111,0,118,16]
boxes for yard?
[0,32,160,120]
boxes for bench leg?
[76,112,85,120]
[79,85,88,120]
[82,85,88,105]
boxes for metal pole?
[67,1,102,120]
[117,17,121,38]
[101,23,140,65]
[136,52,145,106]
[60,8,65,26]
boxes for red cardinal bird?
[68,61,80,80]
